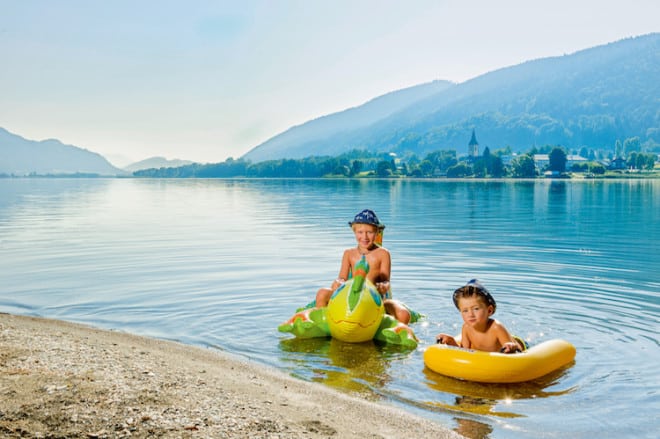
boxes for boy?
[315,209,411,324]
[436,279,522,353]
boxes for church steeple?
[468,129,479,157]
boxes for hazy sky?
[1,1,658,166]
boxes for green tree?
[376,160,393,177]
[511,155,536,178]
[419,160,434,177]
[335,165,350,176]
[645,153,657,170]
[350,160,363,176]
[446,162,472,178]
[571,162,588,172]
[549,147,567,173]
[489,155,505,177]
[424,150,457,173]
[472,158,487,177]
[390,158,398,175]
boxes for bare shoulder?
[489,318,503,327]
[374,246,390,257]
[344,247,360,259]
[489,319,512,335]
[367,247,390,265]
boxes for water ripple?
[1,178,658,439]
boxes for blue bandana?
[452,279,497,314]
[348,209,385,230]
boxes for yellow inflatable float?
[325,256,383,342]
[424,338,576,383]
[278,255,419,348]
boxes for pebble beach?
[0,313,461,438]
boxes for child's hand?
[500,341,521,353]
[331,278,345,289]
[436,334,458,346]
[375,281,389,294]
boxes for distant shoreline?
[2,172,659,180]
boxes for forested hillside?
[243,33,659,162]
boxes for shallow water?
[1,178,658,438]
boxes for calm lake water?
[1,178,658,439]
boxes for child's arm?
[438,326,470,347]
[330,249,352,289]
[375,248,391,295]
[493,321,522,353]
[459,326,472,349]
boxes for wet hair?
[452,279,497,314]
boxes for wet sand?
[0,313,461,438]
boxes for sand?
[0,313,461,438]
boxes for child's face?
[352,223,378,249]
[457,296,493,327]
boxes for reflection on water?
[422,365,576,417]
[1,178,658,439]
[422,362,579,439]
[279,337,413,396]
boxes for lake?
[1,178,658,439]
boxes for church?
[468,129,479,157]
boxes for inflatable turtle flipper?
[373,314,418,348]
[277,307,330,339]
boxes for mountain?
[124,157,195,172]
[243,33,659,162]
[242,80,454,162]
[0,128,125,176]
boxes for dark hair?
[452,279,497,314]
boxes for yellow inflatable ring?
[424,339,576,383]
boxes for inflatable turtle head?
[327,256,385,342]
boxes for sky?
[1,1,658,166]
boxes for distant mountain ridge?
[123,157,195,172]
[243,80,454,162]
[243,33,660,162]
[3,34,658,172]
[0,128,124,176]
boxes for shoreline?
[0,313,461,438]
